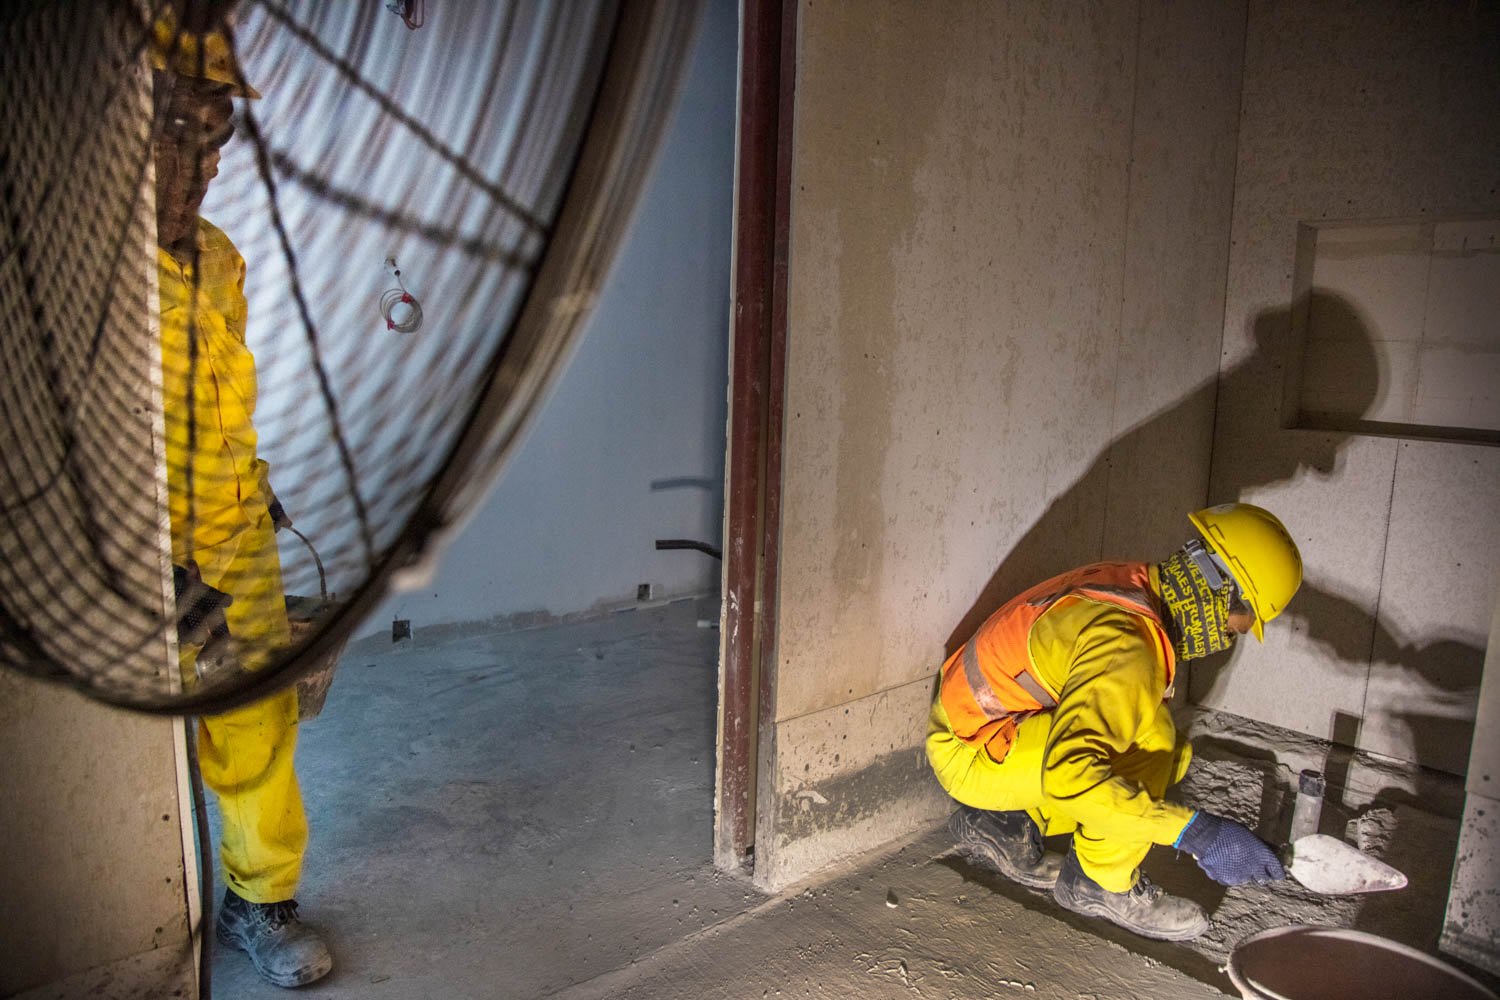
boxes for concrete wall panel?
[0,674,192,996]
[1441,591,1500,974]
[762,0,1246,889]
[1186,434,1397,737]
[1363,441,1500,772]
[1100,0,1247,561]
[1198,0,1500,770]
[757,677,946,889]
[778,0,1140,727]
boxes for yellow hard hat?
[149,9,260,98]
[1188,503,1302,642]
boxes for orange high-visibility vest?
[939,562,1176,762]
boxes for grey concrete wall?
[1442,589,1500,975]
[0,10,196,995]
[1192,0,1500,776]
[757,0,1247,890]
[0,677,196,998]
[359,0,737,636]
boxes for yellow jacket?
[159,223,303,904]
[933,564,1195,847]
[1025,580,1195,845]
[158,218,275,559]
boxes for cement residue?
[778,746,934,841]
[1174,755,1284,831]
[1353,806,1397,854]
[564,714,1492,1000]
[561,829,1227,1000]
[1165,756,1359,963]
[1159,719,1495,992]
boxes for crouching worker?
[926,503,1299,941]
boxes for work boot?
[949,805,1062,889]
[216,890,333,988]
[1051,844,1210,941]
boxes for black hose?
[654,538,722,560]
[184,718,215,1000]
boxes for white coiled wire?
[380,265,423,334]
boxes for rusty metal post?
[717,0,795,872]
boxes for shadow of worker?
[1200,578,1486,779]
[944,289,1382,656]
[1184,290,1482,777]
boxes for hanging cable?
[386,0,425,31]
[380,258,423,334]
[186,718,216,1000]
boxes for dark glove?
[1176,810,1285,885]
[173,562,232,647]
[267,493,293,532]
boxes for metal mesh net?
[0,0,698,713]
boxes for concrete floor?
[210,596,761,999]
[206,597,1495,999]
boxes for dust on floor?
[206,600,1494,999]
[556,825,1229,1000]
[207,598,771,1000]
[554,705,1497,1000]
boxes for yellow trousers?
[927,697,1190,892]
[185,514,307,904]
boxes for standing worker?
[927,503,1299,940]
[152,14,333,988]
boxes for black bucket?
[1228,925,1496,1000]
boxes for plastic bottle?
[1289,769,1326,841]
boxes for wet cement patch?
[777,745,934,843]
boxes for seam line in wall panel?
[1358,443,1402,736]
[772,676,933,729]
[1203,0,1252,509]
[1409,225,1436,417]
[1098,1,1146,559]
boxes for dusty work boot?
[216,890,333,988]
[1051,844,1210,941]
[948,805,1062,889]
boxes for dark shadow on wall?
[944,291,1481,766]
[1194,581,1484,778]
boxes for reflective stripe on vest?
[940,561,1173,762]
[962,641,1056,716]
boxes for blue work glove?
[1175,810,1285,885]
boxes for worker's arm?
[221,227,290,534]
[1038,607,1194,845]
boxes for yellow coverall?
[927,585,1194,893]
[160,218,306,904]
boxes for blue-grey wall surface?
[368,1,737,633]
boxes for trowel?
[1278,769,1407,896]
[1282,833,1408,895]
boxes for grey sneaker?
[216,890,333,988]
[949,805,1063,889]
[1051,844,1209,941]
